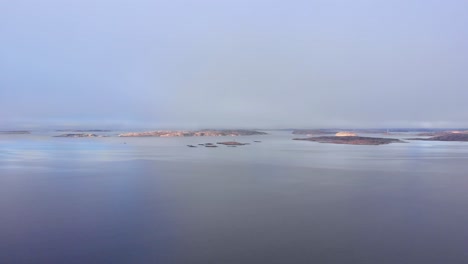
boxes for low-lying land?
[0,130,31,134]
[56,129,111,132]
[292,128,468,136]
[408,133,468,142]
[293,136,404,145]
[292,129,336,135]
[187,141,252,147]
[54,133,106,138]
[119,129,267,137]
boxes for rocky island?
[119,129,267,137]
[293,136,404,145]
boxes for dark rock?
[216,141,249,146]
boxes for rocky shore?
[119,129,267,137]
[293,136,404,145]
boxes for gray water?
[1,131,468,263]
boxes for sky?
[1,0,468,129]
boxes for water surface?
[1,132,468,263]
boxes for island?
[54,133,106,138]
[292,129,379,135]
[293,136,404,145]
[119,129,267,137]
[292,128,449,136]
[408,132,468,142]
[216,141,250,146]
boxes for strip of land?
[56,129,111,132]
[217,141,250,146]
[54,133,107,138]
[119,130,267,137]
[0,131,31,134]
[408,133,468,142]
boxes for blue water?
[1,131,468,263]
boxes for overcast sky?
[1,0,468,129]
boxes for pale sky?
[1,0,468,129]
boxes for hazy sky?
[1,0,468,129]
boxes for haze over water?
[1,131,468,263]
[2,0,468,129]
[2,0,468,263]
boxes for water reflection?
[1,133,468,263]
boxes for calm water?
[1,131,468,263]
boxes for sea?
[1,131,467,263]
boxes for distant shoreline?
[293,136,405,145]
[0,131,31,134]
[118,129,267,137]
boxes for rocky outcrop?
[293,136,404,145]
[216,141,249,146]
[119,130,267,137]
